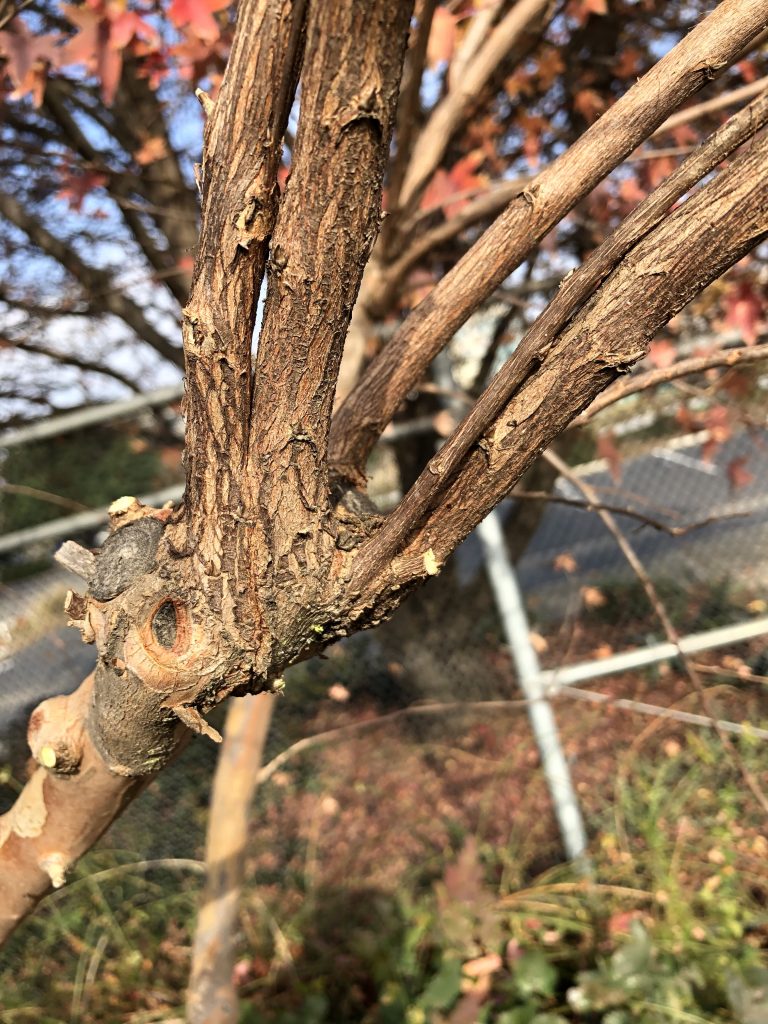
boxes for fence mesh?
[1,421,767,1020]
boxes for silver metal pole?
[0,383,184,449]
[0,485,183,554]
[477,510,590,863]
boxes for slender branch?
[398,0,554,209]
[180,0,307,554]
[652,73,768,138]
[370,177,528,314]
[343,94,768,594]
[10,338,140,391]
[0,482,88,512]
[245,0,413,610]
[42,81,193,307]
[543,448,768,817]
[577,343,768,424]
[385,0,438,222]
[330,0,768,481]
[511,489,747,537]
[186,694,274,1024]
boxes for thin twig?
[0,483,88,512]
[544,448,768,816]
[511,489,748,536]
[577,343,768,424]
[651,74,768,138]
[255,691,767,789]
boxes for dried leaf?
[168,0,230,43]
[724,281,764,345]
[648,337,676,369]
[726,455,754,490]
[597,431,622,482]
[553,552,578,574]
[134,136,168,165]
[529,630,549,654]
[328,683,350,702]
[427,6,458,67]
[581,585,606,609]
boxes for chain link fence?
[1,411,767,1018]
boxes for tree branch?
[179,0,307,557]
[329,0,768,481]
[244,0,413,614]
[652,73,768,139]
[385,0,438,222]
[397,0,554,210]
[346,119,768,609]
[576,342,768,424]
[186,694,274,1024]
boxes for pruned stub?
[60,503,243,776]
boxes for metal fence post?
[476,510,590,864]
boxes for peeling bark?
[2,0,768,947]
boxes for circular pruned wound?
[90,518,165,602]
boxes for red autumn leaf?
[534,47,565,89]
[567,0,608,25]
[644,154,677,190]
[61,2,124,104]
[420,150,487,218]
[675,404,698,433]
[277,164,291,192]
[554,552,578,574]
[723,281,764,345]
[619,175,647,208]
[738,59,759,83]
[648,337,677,369]
[167,0,231,43]
[701,404,731,462]
[598,431,622,481]
[57,168,108,211]
[427,6,458,67]
[727,456,754,490]
[0,23,62,105]
[574,87,605,123]
[613,46,641,79]
[720,369,751,400]
[134,136,168,165]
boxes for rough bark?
[2,0,768,948]
[0,0,413,945]
[329,0,768,481]
[347,125,768,609]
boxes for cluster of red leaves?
[0,0,231,106]
[421,149,489,217]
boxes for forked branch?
[346,125,768,609]
[329,0,768,481]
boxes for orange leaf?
[724,281,764,345]
[168,0,230,43]
[427,6,458,67]
[134,136,168,165]
[727,456,754,490]
[554,552,578,574]
[581,586,606,609]
[597,431,622,482]
[648,337,676,369]
[574,88,605,123]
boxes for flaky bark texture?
[2,0,768,944]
